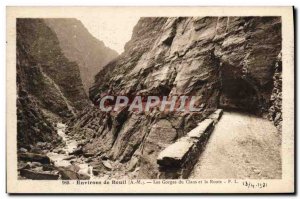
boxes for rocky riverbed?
[18,123,138,180]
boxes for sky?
[79,17,140,54]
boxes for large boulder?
[19,169,59,180]
[58,167,90,180]
[18,152,51,164]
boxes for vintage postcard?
[6,6,294,194]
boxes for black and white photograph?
[5,6,294,194]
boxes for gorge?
[17,17,282,180]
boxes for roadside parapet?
[157,109,223,178]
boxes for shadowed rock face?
[216,17,282,115]
[44,19,119,93]
[68,17,281,178]
[268,54,282,131]
[17,19,89,148]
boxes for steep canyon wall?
[68,17,282,178]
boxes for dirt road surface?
[189,111,281,179]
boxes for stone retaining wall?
[157,109,223,179]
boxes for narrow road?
[189,111,281,179]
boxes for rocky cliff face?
[215,17,281,115]
[67,17,281,178]
[269,53,282,131]
[44,19,118,93]
[17,19,89,148]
